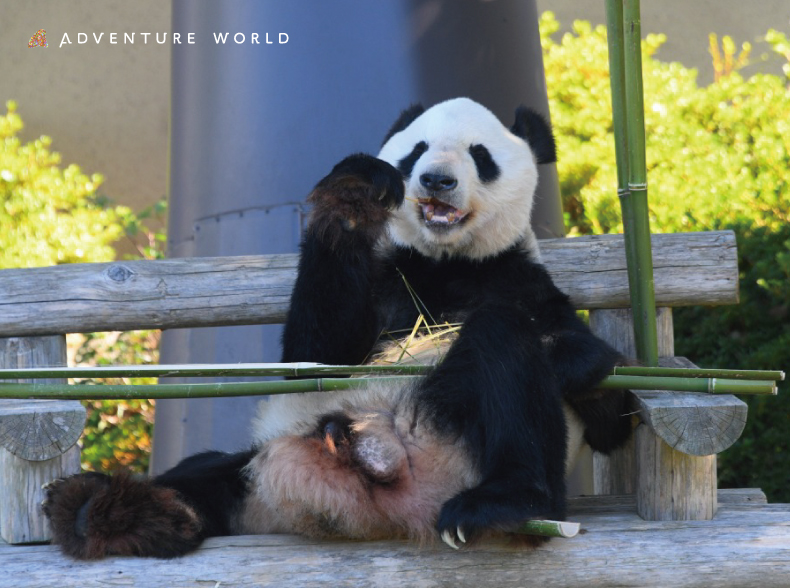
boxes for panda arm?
[544,318,633,453]
[418,302,569,543]
[281,154,404,365]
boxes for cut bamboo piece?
[517,519,580,539]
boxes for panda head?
[377,98,556,261]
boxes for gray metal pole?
[153,0,562,474]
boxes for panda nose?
[420,173,457,192]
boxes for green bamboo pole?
[0,362,431,380]
[0,376,421,400]
[599,375,777,395]
[0,374,776,400]
[606,0,659,366]
[0,363,782,383]
[605,0,629,188]
[613,366,785,381]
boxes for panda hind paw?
[42,471,203,560]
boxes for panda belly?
[243,336,587,539]
[241,379,479,540]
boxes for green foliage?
[70,331,159,473]
[0,100,129,268]
[541,13,790,500]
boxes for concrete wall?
[1,0,170,231]
[3,1,788,219]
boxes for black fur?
[397,141,429,178]
[469,144,501,183]
[382,103,425,145]
[510,106,557,165]
[154,449,259,538]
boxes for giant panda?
[42,98,631,559]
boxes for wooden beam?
[1,491,787,588]
[0,231,737,337]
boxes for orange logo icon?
[28,29,47,47]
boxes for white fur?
[378,98,540,261]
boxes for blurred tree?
[540,13,790,501]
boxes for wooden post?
[0,336,85,544]
[588,308,722,521]
[588,307,674,495]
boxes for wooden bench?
[1,230,788,587]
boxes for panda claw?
[457,527,466,544]
[441,529,460,550]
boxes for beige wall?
[2,1,788,225]
[1,0,170,228]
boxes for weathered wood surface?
[0,336,85,461]
[0,445,80,544]
[636,422,718,521]
[1,490,787,588]
[0,336,84,545]
[634,357,748,456]
[0,231,738,337]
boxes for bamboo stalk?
[605,0,629,188]
[606,0,659,366]
[614,366,785,381]
[0,363,432,380]
[517,520,580,539]
[0,363,782,384]
[599,375,777,395]
[0,377,421,400]
[0,374,776,400]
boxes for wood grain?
[0,231,738,336]
[0,491,787,588]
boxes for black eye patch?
[397,141,428,178]
[469,144,500,183]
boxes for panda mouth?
[417,198,469,227]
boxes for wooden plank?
[0,495,787,588]
[0,231,738,336]
[0,336,83,544]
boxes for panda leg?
[43,449,257,559]
[418,305,570,547]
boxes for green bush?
[0,101,128,268]
[541,13,790,500]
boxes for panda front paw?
[42,471,203,560]
[436,486,556,550]
[307,154,404,246]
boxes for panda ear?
[510,106,557,165]
[382,104,425,145]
